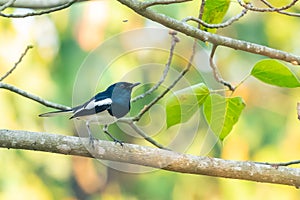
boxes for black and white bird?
[39,82,140,146]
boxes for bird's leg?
[86,121,96,148]
[103,124,123,146]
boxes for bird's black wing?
[70,96,112,119]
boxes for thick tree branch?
[0,0,299,63]
[0,67,167,149]
[0,0,299,189]
[0,129,299,187]
[116,0,300,64]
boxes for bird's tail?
[39,109,73,117]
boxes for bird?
[39,82,140,147]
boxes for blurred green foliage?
[0,1,300,200]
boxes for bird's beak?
[131,82,141,88]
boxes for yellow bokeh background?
[0,1,300,199]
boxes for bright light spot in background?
[1,9,59,63]
[75,1,109,51]
[0,9,34,64]
[11,10,59,61]
[0,9,59,130]
[32,17,59,60]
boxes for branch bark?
[1,0,299,63]
[116,0,300,64]
[1,0,300,189]
[0,0,81,9]
[0,82,70,110]
[1,129,299,188]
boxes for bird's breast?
[74,110,117,125]
[110,102,130,118]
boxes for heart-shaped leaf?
[203,94,245,141]
[201,0,231,33]
[166,83,209,128]
[251,59,300,88]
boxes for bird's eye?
[120,84,125,88]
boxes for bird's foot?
[103,127,124,147]
[113,138,124,147]
[89,135,97,148]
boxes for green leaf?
[251,59,300,88]
[201,0,231,33]
[203,94,245,141]
[166,83,210,128]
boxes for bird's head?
[108,82,140,91]
[107,82,140,100]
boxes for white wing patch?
[84,98,112,110]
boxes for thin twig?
[262,0,299,11]
[274,10,300,17]
[260,0,300,17]
[238,0,298,12]
[261,0,298,11]
[0,0,76,18]
[183,8,248,29]
[0,82,70,110]
[255,160,300,167]
[0,0,81,9]
[132,58,192,121]
[0,0,15,11]
[197,0,205,30]
[209,45,235,91]
[297,102,300,120]
[0,45,33,82]
[133,0,204,121]
[130,31,181,149]
[133,42,193,121]
[119,118,170,150]
[131,31,179,102]
[129,122,169,150]
[141,0,192,9]
[132,31,179,120]
[237,0,300,17]
[131,0,204,146]
[231,74,251,95]
[0,45,69,110]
